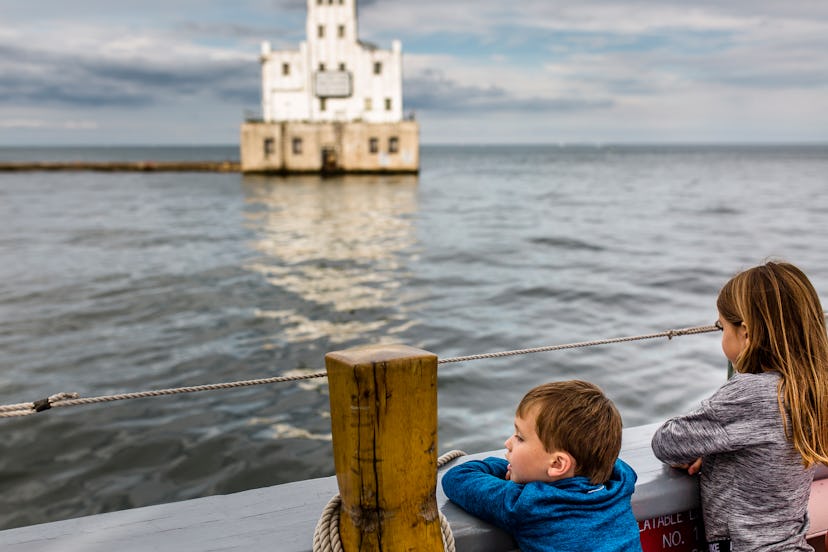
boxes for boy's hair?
[717,260,828,466]
[516,380,622,484]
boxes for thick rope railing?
[312,449,467,552]
[0,372,327,419]
[0,324,720,419]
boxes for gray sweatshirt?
[651,371,814,551]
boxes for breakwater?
[0,161,240,172]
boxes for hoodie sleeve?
[441,457,522,531]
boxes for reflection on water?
[5,146,828,532]
[241,174,421,345]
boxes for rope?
[0,323,720,418]
[436,324,719,364]
[0,372,326,419]
[312,450,466,552]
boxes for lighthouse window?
[373,62,382,75]
[319,63,325,71]
[292,137,303,155]
[338,25,345,38]
[338,62,346,70]
[388,137,399,154]
[385,98,392,111]
[369,137,379,154]
[264,138,275,157]
[282,63,290,76]
[320,98,327,111]
[318,25,325,38]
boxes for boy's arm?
[441,457,521,530]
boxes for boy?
[441,380,641,552]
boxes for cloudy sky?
[1,0,826,145]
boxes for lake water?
[1,144,827,530]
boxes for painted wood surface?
[1,423,826,551]
[326,344,443,551]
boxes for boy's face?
[504,406,559,484]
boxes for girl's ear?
[739,323,749,343]
[547,451,576,480]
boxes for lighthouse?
[240,0,419,174]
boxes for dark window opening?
[369,137,378,154]
[292,137,303,155]
[318,25,325,38]
[385,98,392,111]
[320,98,327,111]
[338,25,345,38]
[388,137,399,154]
[338,62,346,71]
[373,62,382,75]
[282,63,290,76]
[264,138,275,157]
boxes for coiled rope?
[312,449,467,552]
[0,323,719,419]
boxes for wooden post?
[326,344,443,551]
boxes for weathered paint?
[240,120,419,173]
[326,344,443,551]
[1,423,825,551]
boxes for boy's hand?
[672,457,702,475]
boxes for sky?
[1,0,826,146]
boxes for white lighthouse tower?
[240,0,419,174]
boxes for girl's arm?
[441,457,522,530]
[651,400,732,466]
[652,373,776,466]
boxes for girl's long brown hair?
[717,261,828,466]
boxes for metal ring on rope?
[312,450,466,552]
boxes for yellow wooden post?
[326,344,443,551]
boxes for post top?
[325,343,437,366]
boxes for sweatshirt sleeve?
[651,399,732,465]
[441,457,521,530]
[651,374,779,464]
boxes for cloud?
[0,119,98,130]
[0,0,825,144]
[0,26,260,109]
[404,69,613,113]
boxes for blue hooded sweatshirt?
[442,457,641,552]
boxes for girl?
[652,261,828,551]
